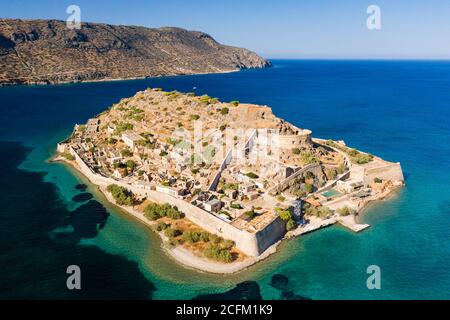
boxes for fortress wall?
[364,162,404,184]
[69,147,262,256]
[273,133,312,149]
[254,216,286,254]
[140,190,261,256]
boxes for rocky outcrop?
[0,19,271,85]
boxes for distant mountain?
[0,19,271,85]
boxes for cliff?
[0,19,271,85]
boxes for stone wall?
[68,146,282,257]
[363,162,404,184]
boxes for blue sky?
[1,0,450,59]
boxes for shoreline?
[53,156,281,274]
[0,68,243,87]
[52,153,402,274]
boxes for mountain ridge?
[0,18,271,85]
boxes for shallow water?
[1,60,449,299]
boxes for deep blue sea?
[1,60,449,299]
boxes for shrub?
[203,244,233,263]
[286,219,297,231]
[230,203,243,209]
[304,183,314,193]
[300,151,318,164]
[209,234,222,244]
[154,222,169,232]
[190,114,200,121]
[337,206,355,216]
[144,203,184,221]
[292,148,301,155]
[230,101,239,106]
[222,239,235,249]
[374,177,383,183]
[245,172,259,179]
[126,160,136,170]
[182,231,200,243]
[219,124,227,131]
[106,184,135,206]
[164,227,181,238]
[114,122,133,134]
[121,148,132,157]
[220,107,229,115]
[278,209,292,221]
[326,168,338,180]
[60,152,75,161]
[244,209,257,220]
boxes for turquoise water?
[321,189,342,198]
[1,60,450,299]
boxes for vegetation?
[337,206,356,216]
[326,168,338,180]
[203,244,233,263]
[245,172,259,179]
[292,147,301,155]
[106,184,135,206]
[300,150,319,164]
[114,122,134,134]
[220,107,229,115]
[190,114,200,121]
[304,183,314,193]
[275,207,298,231]
[126,160,136,171]
[374,177,383,183]
[182,230,211,244]
[121,148,133,157]
[154,221,169,232]
[60,152,75,161]
[304,203,332,219]
[230,203,243,210]
[144,203,184,221]
[164,227,182,238]
[244,208,257,220]
[230,101,240,106]
[286,219,297,231]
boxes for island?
[56,88,404,273]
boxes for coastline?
[54,156,282,274]
[0,68,242,87]
[52,144,403,274]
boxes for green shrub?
[292,148,301,155]
[300,151,318,164]
[121,148,132,157]
[286,219,297,231]
[220,107,229,115]
[278,209,292,221]
[203,244,233,263]
[304,183,314,193]
[337,206,355,216]
[154,222,169,232]
[190,114,200,121]
[164,227,181,238]
[60,152,75,161]
[106,184,135,206]
[144,203,184,221]
[245,172,259,179]
[374,177,383,183]
[230,101,239,106]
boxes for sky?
[1,0,450,59]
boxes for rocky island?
[0,19,270,85]
[56,89,404,273]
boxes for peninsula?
[0,19,270,85]
[56,89,404,273]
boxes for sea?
[0,60,449,299]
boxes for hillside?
[0,19,271,85]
